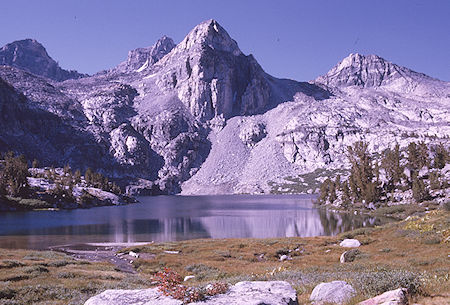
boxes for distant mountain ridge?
[0,20,448,195]
[0,39,86,81]
[315,53,448,96]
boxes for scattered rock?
[239,120,267,146]
[340,249,361,263]
[340,239,361,248]
[128,251,139,258]
[310,281,356,304]
[85,281,298,305]
[279,254,292,261]
[359,288,408,305]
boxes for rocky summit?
[0,19,449,194]
[0,39,86,82]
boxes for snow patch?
[136,59,149,72]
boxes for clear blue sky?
[1,0,449,81]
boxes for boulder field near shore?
[85,281,410,305]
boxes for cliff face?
[0,20,448,194]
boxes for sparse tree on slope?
[318,178,331,204]
[432,143,449,169]
[381,144,404,191]
[347,141,380,205]
[1,152,30,197]
[411,172,429,203]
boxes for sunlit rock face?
[0,20,448,194]
[153,19,274,121]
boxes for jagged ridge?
[0,20,448,196]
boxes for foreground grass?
[1,209,448,304]
[0,250,151,304]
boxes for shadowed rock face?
[0,77,107,168]
[0,39,86,81]
[0,20,448,194]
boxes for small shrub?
[423,237,441,245]
[0,284,16,299]
[48,260,71,267]
[57,272,77,279]
[0,260,25,269]
[154,268,228,303]
[443,201,450,211]
[185,264,220,280]
[23,265,49,274]
[340,227,374,239]
[205,282,229,296]
[275,248,290,257]
[353,268,423,296]
[214,250,231,258]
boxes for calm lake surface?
[0,195,385,249]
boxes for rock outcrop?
[359,288,408,305]
[84,281,298,305]
[310,281,356,304]
[340,249,361,263]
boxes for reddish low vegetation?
[154,268,229,303]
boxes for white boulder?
[339,239,361,248]
[310,281,356,304]
[184,275,195,281]
[359,288,408,305]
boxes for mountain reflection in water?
[0,195,385,249]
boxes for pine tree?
[111,182,121,195]
[381,144,404,190]
[417,142,430,169]
[407,142,419,172]
[429,170,441,190]
[63,163,72,176]
[347,141,379,204]
[411,172,429,203]
[341,181,351,207]
[334,174,341,191]
[85,168,93,185]
[74,170,82,185]
[329,181,337,203]
[364,181,380,204]
[348,174,358,201]
[318,178,331,204]
[2,152,30,197]
[432,143,448,169]
[32,159,39,168]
